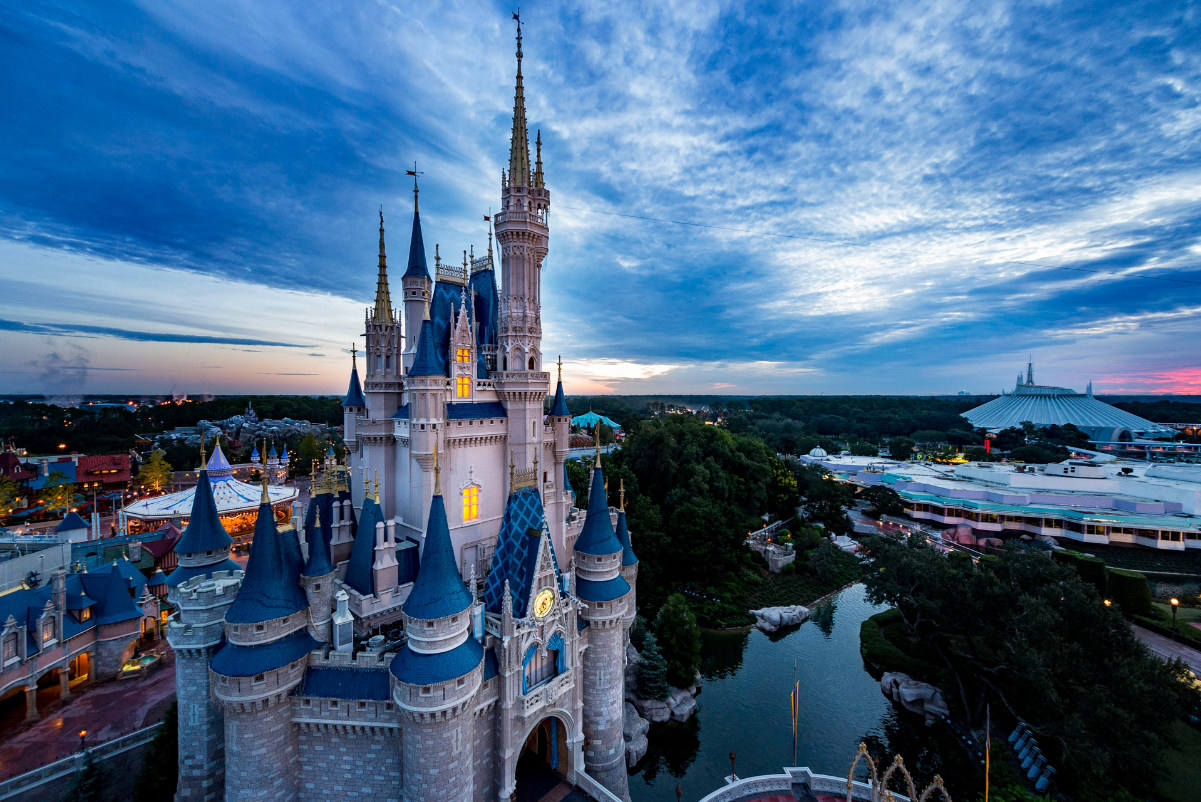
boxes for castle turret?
[165,441,241,594]
[401,180,432,373]
[494,16,550,472]
[390,453,482,802]
[405,307,443,526]
[210,481,318,802]
[300,491,335,642]
[573,452,632,801]
[365,210,403,419]
[342,346,367,464]
[615,481,639,633]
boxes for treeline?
[0,396,342,455]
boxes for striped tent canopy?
[571,411,620,430]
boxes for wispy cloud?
[0,319,310,348]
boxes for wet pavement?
[0,646,176,782]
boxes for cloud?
[0,318,311,348]
[0,1,1199,393]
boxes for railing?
[573,770,625,802]
[520,671,571,715]
[0,722,163,800]
[696,768,909,802]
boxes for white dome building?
[808,446,828,458]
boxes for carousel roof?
[123,442,297,520]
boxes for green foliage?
[1107,568,1153,617]
[41,469,76,515]
[861,485,905,518]
[779,560,796,574]
[862,535,1194,794]
[564,458,590,506]
[62,748,111,802]
[807,541,845,585]
[135,450,173,493]
[629,615,648,651]
[655,594,702,688]
[134,702,178,802]
[797,466,853,535]
[791,524,824,551]
[1052,550,1108,597]
[848,441,879,456]
[636,633,671,701]
[858,610,943,682]
[0,478,17,519]
[887,437,914,461]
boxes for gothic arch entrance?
[513,714,571,802]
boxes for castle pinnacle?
[508,14,531,188]
[374,208,393,320]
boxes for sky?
[1,0,1200,398]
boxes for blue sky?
[1,0,1199,397]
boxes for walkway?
[514,754,589,802]
[0,651,176,782]
[1132,624,1201,674]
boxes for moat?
[627,584,979,802]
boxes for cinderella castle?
[167,18,639,802]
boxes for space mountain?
[167,20,641,802]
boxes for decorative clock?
[533,588,556,619]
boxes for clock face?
[533,588,556,619]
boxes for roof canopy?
[572,411,620,430]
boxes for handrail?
[0,722,163,800]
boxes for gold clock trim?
[533,588,555,619]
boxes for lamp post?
[78,730,86,751]
[675,785,683,802]
[729,751,737,782]
[1171,598,1180,637]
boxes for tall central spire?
[374,208,393,320]
[508,14,530,188]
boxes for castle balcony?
[520,669,572,717]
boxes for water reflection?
[627,585,980,802]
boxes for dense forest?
[0,396,343,455]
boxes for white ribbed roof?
[963,381,1174,437]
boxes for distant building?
[962,363,1176,441]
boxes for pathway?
[0,652,176,781]
[1132,624,1201,674]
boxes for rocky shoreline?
[621,643,701,766]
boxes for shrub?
[1052,550,1107,597]
[779,561,796,575]
[636,633,671,701]
[655,594,702,688]
[977,554,1002,573]
[629,615,649,651]
[1107,568,1153,617]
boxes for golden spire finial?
[557,355,562,382]
[363,466,370,495]
[374,207,393,320]
[351,343,357,369]
[509,451,516,487]
[619,478,625,512]
[595,426,602,468]
[314,501,321,530]
[260,439,270,503]
[434,443,441,495]
[373,470,380,502]
[199,436,207,469]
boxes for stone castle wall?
[175,650,224,801]
[581,622,630,800]
[297,724,401,802]
[472,702,498,802]
[401,709,475,802]
[223,698,299,802]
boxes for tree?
[42,469,76,516]
[848,441,878,456]
[135,450,173,494]
[655,594,702,688]
[636,633,671,701]
[62,747,111,802]
[134,702,178,802]
[807,540,846,584]
[861,535,1195,795]
[0,478,17,520]
[861,485,905,519]
[800,470,852,535]
[887,437,914,461]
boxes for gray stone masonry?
[297,725,400,802]
[93,622,139,678]
[581,620,631,802]
[301,572,336,642]
[472,702,497,802]
[224,696,299,802]
[175,648,225,801]
[401,705,475,802]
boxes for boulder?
[669,695,697,722]
[879,672,950,722]
[749,605,809,632]
[623,702,650,741]
[625,732,648,766]
[636,698,671,723]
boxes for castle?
[168,20,639,802]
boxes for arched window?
[385,354,391,372]
[528,356,535,370]
[523,637,562,693]
[462,485,480,523]
[375,354,382,372]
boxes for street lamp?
[1171,598,1179,632]
[729,751,737,781]
[675,785,683,802]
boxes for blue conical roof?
[301,493,334,578]
[55,511,89,533]
[616,510,638,566]
[574,466,622,556]
[268,443,278,458]
[174,469,232,555]
[408,317,440,377]
[250,444,260,461]
[93,565,142,626]
[225,501,309,624]
[343,363,366,407]
[403,495,472,620]
[551,379,569,417]
[402,208,430,279]
[343,496,381,595]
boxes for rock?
[623,703,650,741]
[880,672,950,722]
[669,695,697,722]
[636,698,671,723]
[626,644,641,665]
[625,732,648,766]
[749,605,809,632]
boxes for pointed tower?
[211,484,317,802]
[343,344,367,459]
[573,453,632,801]
[548,357,573,565]
[300,467,336,642]
[365,209,403,419]
[390,453,482,802]
[406,305,444,525]
[615,480,639,636]
[402,178,433,372]
[494,15,551,472]
[165,442,240,592]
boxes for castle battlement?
[308,646,396,670]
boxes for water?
[628,585,980,802]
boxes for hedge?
[1052,550,1108,597]
[1106,568,1153,617]
[977,554,1002,573]
[1132,614,1201,646]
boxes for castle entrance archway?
[513,714,571,802]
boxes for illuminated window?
[462,486,480,522]
[457,376,471,397]
[456,348,470,363]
